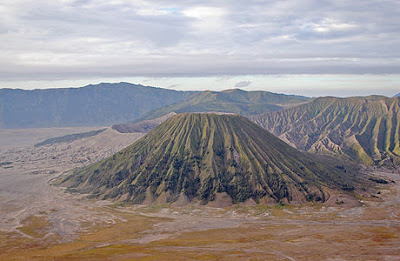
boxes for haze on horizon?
[1,0,399,97]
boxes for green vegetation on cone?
[60,113,355,205]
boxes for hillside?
[139,89,309,120]
[59,113,355,206]
[34,129,107,147]
[251,96,400,166]
[112,112,177,133]
[0,83,192,128]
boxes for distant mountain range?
[0,83,193,128]
[0,83,309,128]
[59,113,356,205]
[251,96,400,166]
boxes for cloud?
[234,81,251,88]
[0,0,399,81]
[182,6,227,32]
[168,84,180,89]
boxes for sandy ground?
[0,127,399,260]
[0,127,100,151]
[0,127,143,241]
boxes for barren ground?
[0,128,399,260]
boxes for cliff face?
[251,96,400,166]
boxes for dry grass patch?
[17,215,51,238]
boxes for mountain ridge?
[251,95,400,166]
[0,82,194,128]
[0,83,309,129]
[135,88,310,121]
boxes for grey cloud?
[234,81,251,88]
[0,0,399,81]
[18,2,190,47]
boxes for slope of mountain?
[59,113,355,206]
[251,96,400,166]
[139,89,309,120]
[0,83,193,128]
[34,129,107,147]
[111,112,177,133]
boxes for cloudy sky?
[1,0,399,96]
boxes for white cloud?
[182,6,228,32]
[182,6,226,19]
[136,6,179,16]
[309,19,359,33]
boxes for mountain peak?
[59,113,354,206]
